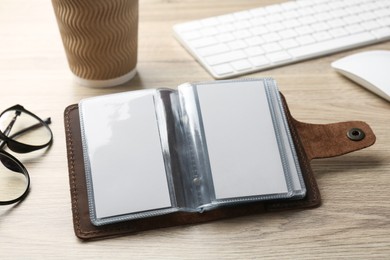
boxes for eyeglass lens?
[0,153,28,203]
[0,109,52,147]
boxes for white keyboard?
[173,0,390,79]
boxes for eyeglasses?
[0,105,53,205]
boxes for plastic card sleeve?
[64,78,376,239]
[77,79,308,226]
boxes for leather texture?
[63,95,376,240]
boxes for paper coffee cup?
[51,0,138,88]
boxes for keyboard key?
[197,44,230,57]
[216,24,234,33]
[234,20,252,30]
[328,28,349,38]
[262,42,282,52]
[200,27,219,36]
[377,17,390,27]
[265,13,284,23]
[279,29,298,39]
[288,32,376,58]
[250,26,269,35]
[371,27,390,39]
[315,12,332,22]
[216,33,235,42]
[312,31,332,42]
[295,35,316,45]
[245,46,265,56]
[281,19,301,29]
[298,15,316,26]
[344,24,365,34]
[231,59,252,71]
[245,36,265,46]
[189,37,218,48]
[279,38,299,49]
[266,22,284,32]
[263,32,282,42]
[232,29,252,39]
[310,22,330,32]
[359,11,376,22]
[205,50,246,66]
[295,25,314,35]
[266,51,292,63]
[361,20,381,30]
[212,64,234,75]
[281,10,300,20]
[228,40,247,50]
[342,15,361,26]
[249,56,269,67]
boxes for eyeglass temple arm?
[2,110,21,136]
[0,117,51,150]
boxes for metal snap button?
[347,128,365,141]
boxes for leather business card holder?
[64,80,375,240]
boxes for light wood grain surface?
[0,0,389,259]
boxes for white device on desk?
[331,50,390,102]
[173,0,390,79]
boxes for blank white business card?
[80,90,172,219]
[196,80,289,200]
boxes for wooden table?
[1,0,389,258]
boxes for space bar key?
[288,32,377,58]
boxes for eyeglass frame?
[0,105,53,205]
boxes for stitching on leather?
[66,105,140,237]
[65,105,83,234]
[65,105,102,236]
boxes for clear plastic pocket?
[79,78,306,226]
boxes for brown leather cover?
[63,95,375,240]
